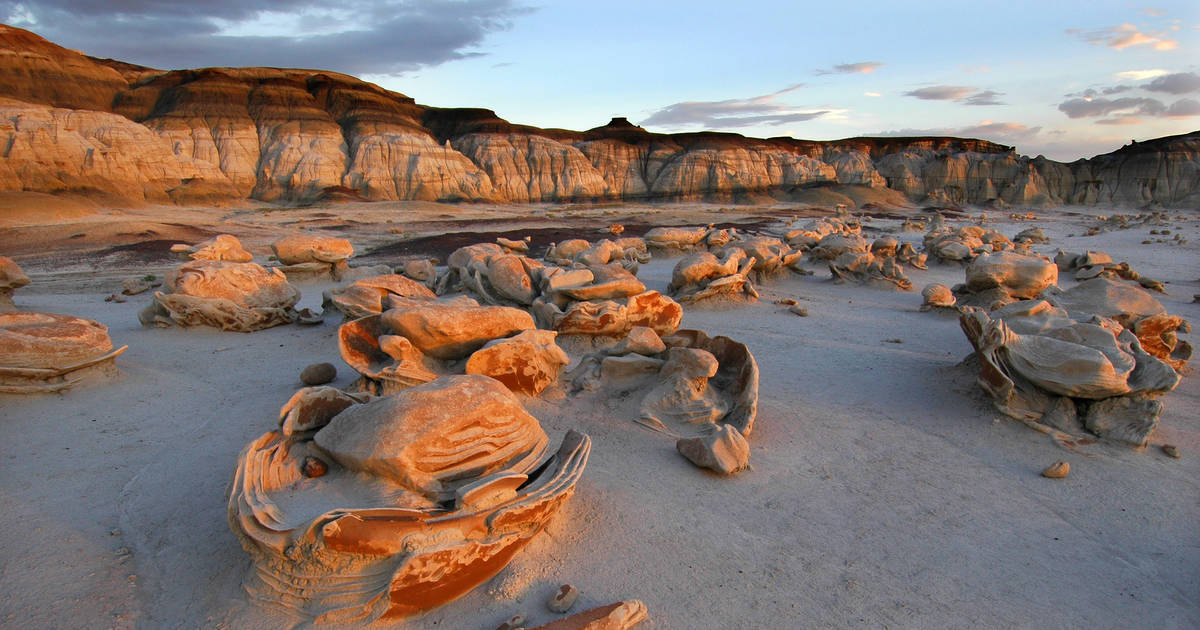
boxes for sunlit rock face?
[1,24,1197,206]
[229,375,591,622]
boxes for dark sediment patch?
[359,218,781,262]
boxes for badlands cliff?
[0,24,1196,208]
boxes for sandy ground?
[1,200,1198,629]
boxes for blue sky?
[6,1,1198,160]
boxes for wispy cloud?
[1139,8,1166,17]
[815,61,884,75]
[903,85,1005,105]
[1068,23,1177,50]
[1066,85,1133,98]
[1096,116,1144,125]
[640,85,831,129]
[1144,72,1200,94]
[1114,69,1170,80]
[864,91,882,97]
[873,121,1041,144]
[965,90,1006,106]
[1058,95,1200,119]
[904,85,974,100]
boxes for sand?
[1,200,1197,629]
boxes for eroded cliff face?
[0,24,1196,208]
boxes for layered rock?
[1,24,1196,207]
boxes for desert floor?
[1,199,1197,629]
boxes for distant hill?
[0,24,1196,207]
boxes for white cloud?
[815,61,884,75]
[1113,69,1170,80]
[641,85,832,129]
[1068,23,1178,51]
[864,91,882,97]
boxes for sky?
[4,0,1198,161]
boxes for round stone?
[300,362,337,386]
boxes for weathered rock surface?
[676,424,751,475]
[959,301,1180,448]
[527,600,648,630]
[183,234,253,262]
[271,235,353,264]
[325,274,437,318]
[143,260,300,331]
[0,255,30,309]
[229,375,591,621]
[465,329,570,396]
[381,303,534,360]
[965,251,1058,301]
[3,25,1195,207]
[0,311,126,392]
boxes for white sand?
[1,206,1197,628]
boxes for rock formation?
[0,255,30,310]
[2,25,1195,207]
[338,300,549,395]
[0,311,127,392]
[324,274,437,318]
[567,328,758,474]
[140,260,300,331]
[228,375,591,622]
[960,300,1180,448]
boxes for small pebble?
[1042,461,1070,479]
[547,584,579,613]
[495,614,525,630]
[300,362,336,385]
[788,305,808,317]
[301,456,328,478]
[1162,444,1181,459]
[777,298,798,306]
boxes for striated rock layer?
[0,24,1197,207]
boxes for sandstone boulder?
[229,376,591,621]
[381,303,534,360]
[959,302,1179,447]
[0,255,30,309]
[144,260,300,332]
[0,311,126,393]
[271,235,354,264]
[314,375,549,496]
[325,274,436,318]
[465,329,569,395]
[676,424,750,475]
[186,234,253,262]
[965,251,1058,301]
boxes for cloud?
[1113,69,1170,80]
[1096,116,1143,125]
[1139,8,1166,17]
[1066,85,1133,98]
[902,85,1005,105]
[1167,98,1200,117]
[873,121,1041,144]
[0,0,532,76]
[640,85,831,129]
[1144,72,1200,94]
[1057,95,1200,119]
[1068,23,1177,50]
[964,90,1005,106]
[816,61,884,75]
[903,85,974,100]
[864,91,882,97]
[1058,96,1167,118]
